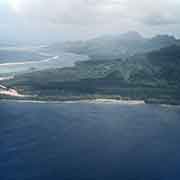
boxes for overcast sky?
[1,0,180,43]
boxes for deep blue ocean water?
[0,101,180,180]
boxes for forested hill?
[3,45,180,104]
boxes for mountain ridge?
[47,32,180,60]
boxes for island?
[1,44,180,105]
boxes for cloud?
[0,0,179,42]
[8,0,180,26]
[142,14,180,26]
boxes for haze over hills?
[47,31,180,60]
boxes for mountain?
[4,45,180,104]
[47,32,179,60]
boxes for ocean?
[0,101,180,180]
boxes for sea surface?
[0,101,180,180]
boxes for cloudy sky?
[1,0,180,43]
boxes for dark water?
[0,101,180,180]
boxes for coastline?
[0,96,180,106]
[0,84,27,98]
[0,98,145,105]
[0,55,59,67]
[0,75,179,106]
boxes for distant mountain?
[89,31,144,42]
[47,32,179,60]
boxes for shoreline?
[0,96,180,107]
[0,98,145,105]
[0,56,59,66]
[0,98,179,107]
